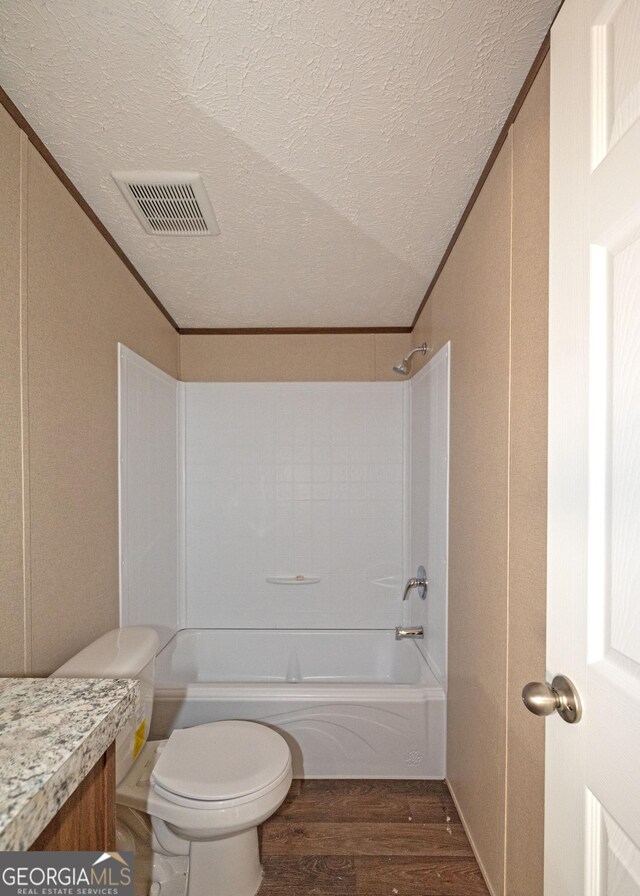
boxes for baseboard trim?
[446,779,498,896]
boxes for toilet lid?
[150,720,291,801]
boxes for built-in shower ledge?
[0,676,140,851]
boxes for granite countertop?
[0,677,140,851]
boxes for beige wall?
[0,113,179,676]
[414,138,512,894]
[179,332,410,381]
[413,57,549,896]
[504,59,549,896]
[0,106,27,676]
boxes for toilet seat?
[150,720,291,806]
[152,761,292,810]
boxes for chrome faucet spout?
[395,626,424,640]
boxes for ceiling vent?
[112,171,220,236]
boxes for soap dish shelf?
[266,576,321,585]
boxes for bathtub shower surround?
[184,382,406,629]
[119,346,450,778]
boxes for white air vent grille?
[128,182,207,234]
[112,171,220,236]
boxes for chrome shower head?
[392,343,430,376]
[393,358,410,376]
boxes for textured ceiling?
[0,1,558,327]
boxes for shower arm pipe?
[405,345,429,365]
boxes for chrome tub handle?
[402,566,428,600]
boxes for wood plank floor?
[258,780,489,896]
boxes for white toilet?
[53,627,292,896]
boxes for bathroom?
[3,1,639,894]
[0,5,551,894]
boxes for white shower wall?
[409,344,450,687]
[118,345,180,647]
[184,382,407,629]
[119,352,449,673]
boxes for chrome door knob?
[522,675,582,724]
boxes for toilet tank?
[52,626,160,784]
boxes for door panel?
[586,791,640,895]
[546,0,640,892]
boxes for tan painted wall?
[504,58,549,896]
[0,106,27,676]
[413,56,549,896]
[414,138,512,893]
[179,332,410,381]
[0,116,179,676]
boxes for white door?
[545,0,640,893]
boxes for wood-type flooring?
[258,780,489,896]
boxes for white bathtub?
[151,629,445,779]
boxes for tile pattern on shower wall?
[185,382,406,628]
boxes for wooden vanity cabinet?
[30,743,115,851]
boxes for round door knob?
[522,681,557,716]
[522,675,582,724]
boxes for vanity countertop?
[0,676,140,851]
